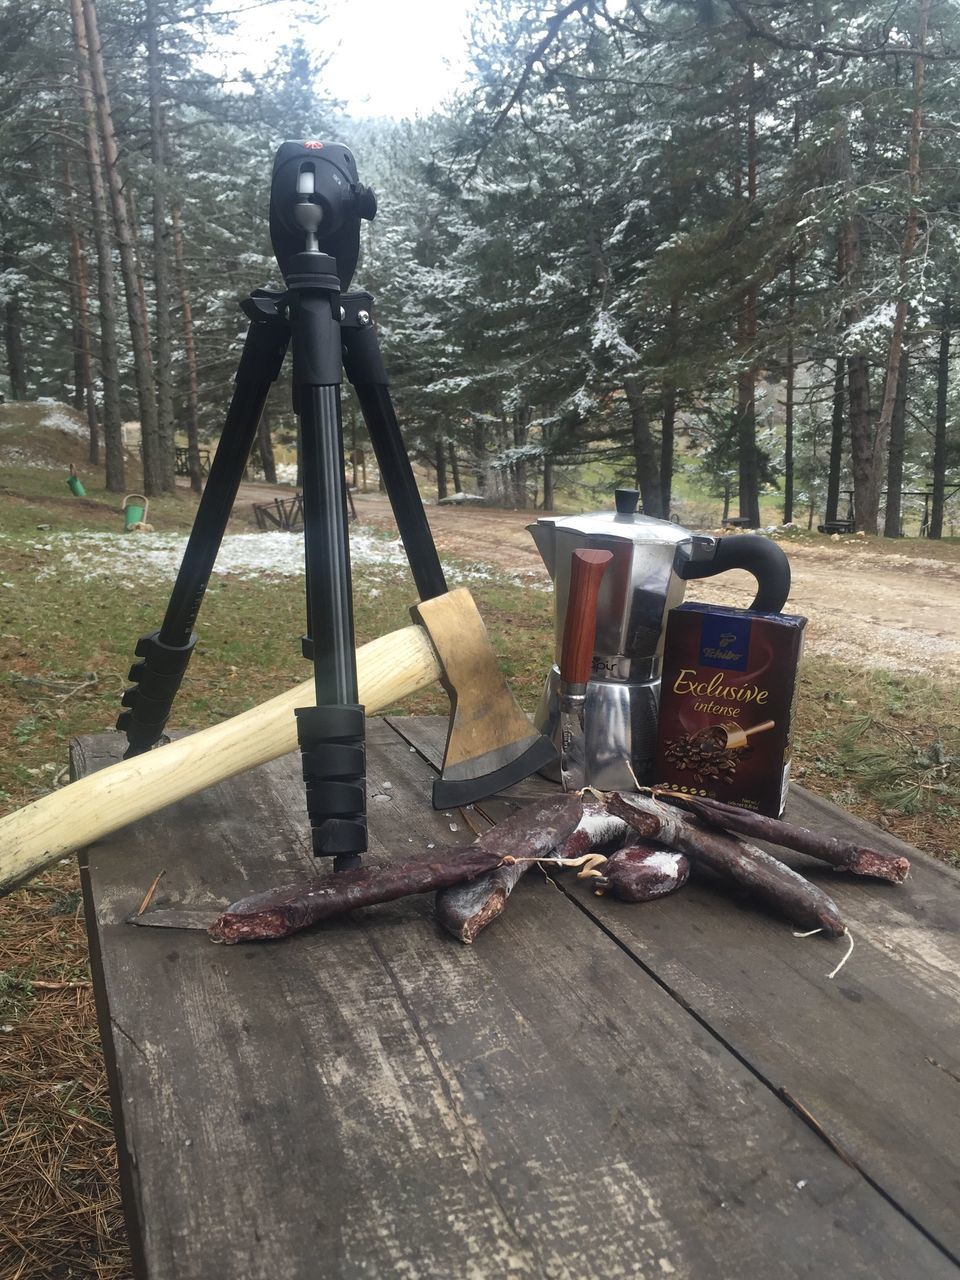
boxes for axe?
[0,590,548,895]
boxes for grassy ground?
[1,414,958,1277]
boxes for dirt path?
[234,483,960,680]
[685,541,960,678]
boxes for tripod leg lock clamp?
[116,630,198,752]
[295,704,367,860]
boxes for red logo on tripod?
[303,141,324,150]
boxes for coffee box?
[655,604,807,817]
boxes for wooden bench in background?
[174,446,210,478]
[253,489,357,532]
[74,717,960,1279]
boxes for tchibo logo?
[699,615,751,670]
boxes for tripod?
[117,142,452,870]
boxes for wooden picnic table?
[74,716,960,1280]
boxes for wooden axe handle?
[0,624,440,896]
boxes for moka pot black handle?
[678,535,791,614]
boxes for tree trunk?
[721,479,731,525]
[257,406,277,484]
[847,354,873,529]
[81,0,162,494]
[659,296,679,517]
[782,113,802,525]
[72,321,84,411]
[69,0,124,490]
[126,184,150,357]
[929,293,950,539]
[472,420,487,494]
[736,372,760,525]
[736,60,760,528]
[883,349,909,538]
[1,243,27,400]
[170,204,203,493]
[836,119,881,532]
[868,0,929,523]
[68,227,100,466]
[64,154,100,465]
[80,249,100,465]
[783,253,796,524]
[448,442,461,493]
[624,376,662,516]
[434,431,448,500]
[540,422,554,511]
[146,0,176,492]
[512,406,531,508]
[543,457,554,511]
[825,358,845,524]
[660,378,676,519]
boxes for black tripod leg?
[341,293,447,601]
[118,292,290,756]
[287,256,366,870]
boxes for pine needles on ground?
[839,715,956,816]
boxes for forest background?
[2,0,959,536]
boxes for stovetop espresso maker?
[528,489,792,790]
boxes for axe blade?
[413,590,558,809]
[431,732,558,809]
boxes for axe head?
[412,590,558,809]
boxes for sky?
[228,0,476,120]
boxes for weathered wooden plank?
[390,715,960,1261]
[76,725,957,1279]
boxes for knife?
[128,907,217,930]
[558,549,613,791]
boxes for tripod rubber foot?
[296,704,367,862]
[117,630,198,755]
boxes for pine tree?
[82,0,165,492]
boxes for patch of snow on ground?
[41,405,88,437]
[39,401,88,437]
[0,400,87,439]
[19,527,538,590]
[0,445,59,469]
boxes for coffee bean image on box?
[662,726,749,783]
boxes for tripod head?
[269,142,377,290]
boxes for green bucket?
[123,493,147,530]
[67,475,86,497]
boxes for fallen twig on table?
[136,869,166,916]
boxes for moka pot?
[528,489,792,790]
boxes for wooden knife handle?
[559,550,613,686]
